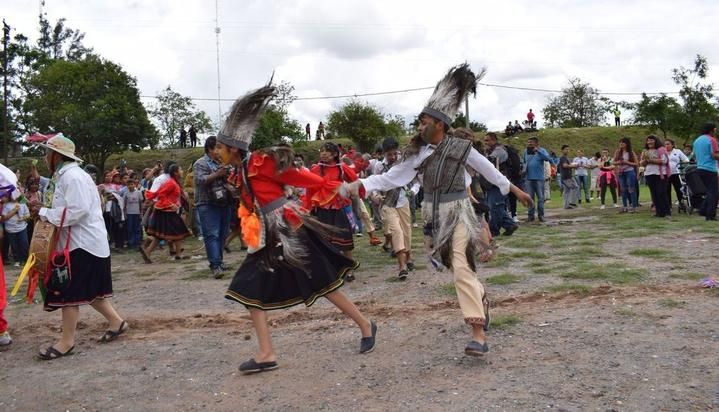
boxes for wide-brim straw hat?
[36,133,83,162]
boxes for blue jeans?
[193,207,203,237]
[486,186,515,235]
[576,175,589,200]
[126,214,142,248]
[525,179,545,218]
[697,169,718,220]
[618,170,638,208]
[197,203,230,269]
[7,228,28,263]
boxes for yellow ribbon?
[11,253,36,296]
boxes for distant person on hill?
[613,106,621,127]
[305,123,311,140]
[179,127,187,148]
[513,120,523,134]
[527,109,536,128]
[317,121,325,140]
[189,125,198,148]
[505,121,515,137]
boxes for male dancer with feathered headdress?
[347,64,532,356]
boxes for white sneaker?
[512,216,519,223]
[198,236,203,241]
[600,204,606,210]
[613,204,619,208]
[412,223,418,228]
[0,331,11,346]
[13,262,19,267]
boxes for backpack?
[502,145,523,181]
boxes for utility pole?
[214,0,222,124]
[464,94,470,129]
[2,19,10,164]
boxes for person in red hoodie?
[307,142,359,280]
[217,83,376,375]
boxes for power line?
[139,81,682,103]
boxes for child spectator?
[123,180,144,249]
[1,195,30,266]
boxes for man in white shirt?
[35,134,128,360]
[372,138,417,280]
[572,149,591,203]
[347,64,532,357]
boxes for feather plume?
[218,82,276,150]
[423,63,486,124]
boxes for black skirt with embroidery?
[225,225,358,311]
[44,249,113,311]
[311,208,354,251]
[146,209,192,241]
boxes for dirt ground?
[1,208,718,411]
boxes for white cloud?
[5,0,719,137]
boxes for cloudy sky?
[5,0,719,134]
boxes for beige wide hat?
[36,133,83,162]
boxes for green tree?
[671,54,719,142]
[633,93,684,138]
[543,78,610,128]
[2,14,92,157]
[148,86,213,148]
[451,113,488,132]
[25,56,158,172]
[251,81,304,149]
[327,100,400,152]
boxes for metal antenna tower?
[214,0,222,123]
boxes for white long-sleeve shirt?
[39,162,111,258]
[361,142,510,196]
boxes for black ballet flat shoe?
[359,320,377,354]
[464,340,489,357]
[239,359,279,375]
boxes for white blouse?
[39,162,111,258]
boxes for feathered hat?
[217,79,276,151]
[420,63,486,126]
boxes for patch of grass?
[135,270,157,278]
[629,248,672,258]
[545,284,592,295]
[437,282,456,297]
[490,314,522,329]
[507,251,548,259]
[532,267,554,274]
[486,274,523,285]
[501,238,544,249]
[483,253,509,268]
[657,298,685,308]
[385,276,403,283]
[615,308,638,317]
[559,262,646,284]
[669,272,705,281]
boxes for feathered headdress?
[420,63,486,126]
[217,79,276,151]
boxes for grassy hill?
[6,126,680,175]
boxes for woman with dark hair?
[641,135,671,217]
[307,142,359,281]
[216,83,376,374]
[613,137,639,213]
[141,163,192,262]
[664,138,690,205]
